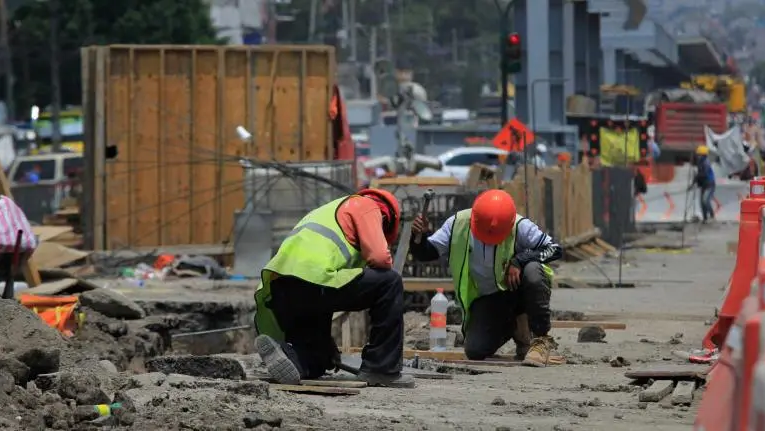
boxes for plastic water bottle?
[430,288,449,351]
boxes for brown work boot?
[358,371,416,389]
[522,335,560,367]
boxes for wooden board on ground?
[348,348,515,362]
[445,359,522,367]
[340,354,453,380]
[270,384,360,395]
[553,321,626,330]
[257,376,367,388]
[624,365,710,381]
[639,380,675,402]
[555,277,636,289]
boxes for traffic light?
[504,32,522,74]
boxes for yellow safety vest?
[254,196,364,340]
[448,209,553,334]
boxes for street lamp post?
[493,0,514,126]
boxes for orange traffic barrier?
[19,294,82,337]
[662,191,675,220]
[703,179,765,351]
[695,295,760,431]
[750,359,765,431]
[740,310,765,431]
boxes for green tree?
[7,0,220,116]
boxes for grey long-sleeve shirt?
[420,214,561,296]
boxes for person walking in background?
[692,145,716,223]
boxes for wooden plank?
[595,238,616,252]
[404,278,453,292]
[270,384,360,395]
[444,359,522,367]
[553,321,626,330]
[639,380,675,402]
[625,365,710,381]
[671,381,695,405]
[257,377,367,388]
[339,355,452,380]
[162,49,194,246]
[371,176,462,187]
[348,348,516,362]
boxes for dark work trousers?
[700,184,716,221]
[463,261,552,360]
[268,268,404,379]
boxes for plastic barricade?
[704,179,765,351]
[696,296,760,431]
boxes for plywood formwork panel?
[82,45,335,250]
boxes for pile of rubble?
[0,291,407,430]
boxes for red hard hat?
[470,189,517,245]
[357,188,401,245]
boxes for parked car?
[417,146,508,181]
[7,153,83,223]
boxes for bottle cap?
[436,288,443,294]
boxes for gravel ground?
[0,222,734,430]
[310,223,734,430]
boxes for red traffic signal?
[504,32,522,74]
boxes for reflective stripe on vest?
[284,222,353,264]
[255,196,365,341]
[448,209,519,334]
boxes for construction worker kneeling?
[410,189,563,366]
[254,188,413,388]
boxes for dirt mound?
[0,299,67,357]
[63,307,167,372]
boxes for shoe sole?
[255,335,301,384]
[521,358,547,367]
[358,373,416,389]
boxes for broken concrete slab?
[671,381,695,405]
[57,372,112,405]
[577,326,606,343]
[128,372,167,389]
[145,355,246,380]
[79,288,146,320]
[0,355,30,385]
[639,380,675,402]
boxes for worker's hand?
[505,263,521,290]
[412,214,431,235]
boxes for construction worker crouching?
[254,188,414,388]
[409,189,563,366]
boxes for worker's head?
[357,188,401,245]
[556,151,572,167]
[695,145,709,157]
[470,189,517,245]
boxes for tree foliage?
[7,0,220,115]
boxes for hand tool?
[393,189,436,274]
[413,189,435,244]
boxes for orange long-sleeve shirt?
[336,196,393,269]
